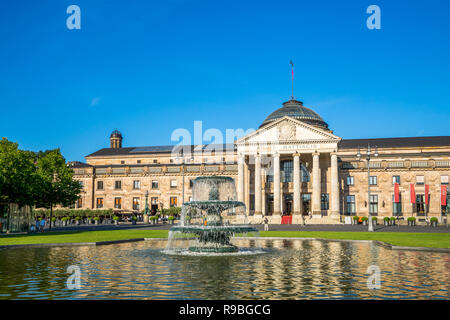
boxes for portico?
[236,100,341,223]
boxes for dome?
[110,129,122,139]
[260,99,328,130]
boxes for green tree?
[0,138,38,231]
[34,149,82,230]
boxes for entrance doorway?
[283,194,293,215]
[302,193,311,215]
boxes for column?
[254,154,262,215]
[238,154,245,202]
[312,152,321,215]
[262,168,267,216]
[330,153,340,217]
[293,153,301,215]
[273,153,281,215]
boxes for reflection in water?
[0,239,448,300]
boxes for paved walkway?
[44,222,450,233]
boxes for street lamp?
[143,190,150,224]
[357,144,379,232]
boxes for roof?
[85,137,450,158]
[339,136,450,149]
[67,161,92,168]
[86,144,237,157]
[260,99,328,129]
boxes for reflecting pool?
[0,239,448,299]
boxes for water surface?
[0,239,448,299]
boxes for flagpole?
[290,60,294,100]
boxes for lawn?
[0,229,449,249]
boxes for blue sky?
[0,0,449,161]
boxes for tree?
[0,138,38,231]
[34,149,82,230]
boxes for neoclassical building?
[70,98,450,224]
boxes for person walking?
[40,217,46,232]
[264,216,269,231]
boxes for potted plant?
[168,215,175,225]
[94,216,100,225]
[372,217,378,226]
[353,216,359,225]
[390,216,396,226]
[113,215,120,225]
[430,217,438,227]
[131,215,137,225]
[150,215,158,224]
[383,217,390,226]
[361,216,368,226]
[51,217,57,227]
[75,216,81,225]
[407,217,416,226]
[185,215,191,225]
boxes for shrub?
[93,216,100,221]
[185,215,191,220]
[61,217,70,222]
[132,215,137,221]
[75,216,81,220]
[390,217,396,221]
[407,217,416,222]
[150,216,158,221]
[168,216,175,221]
[430,217,438,222]
[361,216,368,221]
[113,216,120,221]
[383,217,390,222]
[353,216,359,221]
[372,217,378,221]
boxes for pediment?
[237,116,341,145]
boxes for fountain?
[166,176,259,254]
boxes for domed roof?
[110,129,122,139]
[260,99,328,130]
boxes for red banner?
[425,184,430,205]
[394,183,400,203]
[410,184,416,204]
[442,185,447,206]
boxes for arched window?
[301,164,310,182]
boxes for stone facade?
[70,99,450,224]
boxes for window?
[392,176,400,184]
[97,181,103,190]
[133,197,140,211]
[153,159,158,164]
[114,197,122,209]
[115,181,122,189]
[392,194,402,216]
[170,159,174,163]
[137,160,141,164]
[416,195,425,215]
[416,175,424,185]
[321,194,329,210]
[76,198,83,208]
[369,195,378,215]
[152,180,159,189]
[346,176,354,186]
[121,160,125,164]
[79,181,84,189]
[170,197,178,207]
[170,180,177,188]
[189,179,194,188]
[301,164,310,182]
[441,175,449,185]
[369,176,377,185]
[281,160,293,182]
[96,198,104,209]
[133,180,140,190]
[151,197,158,205]
[346,195,356,215]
